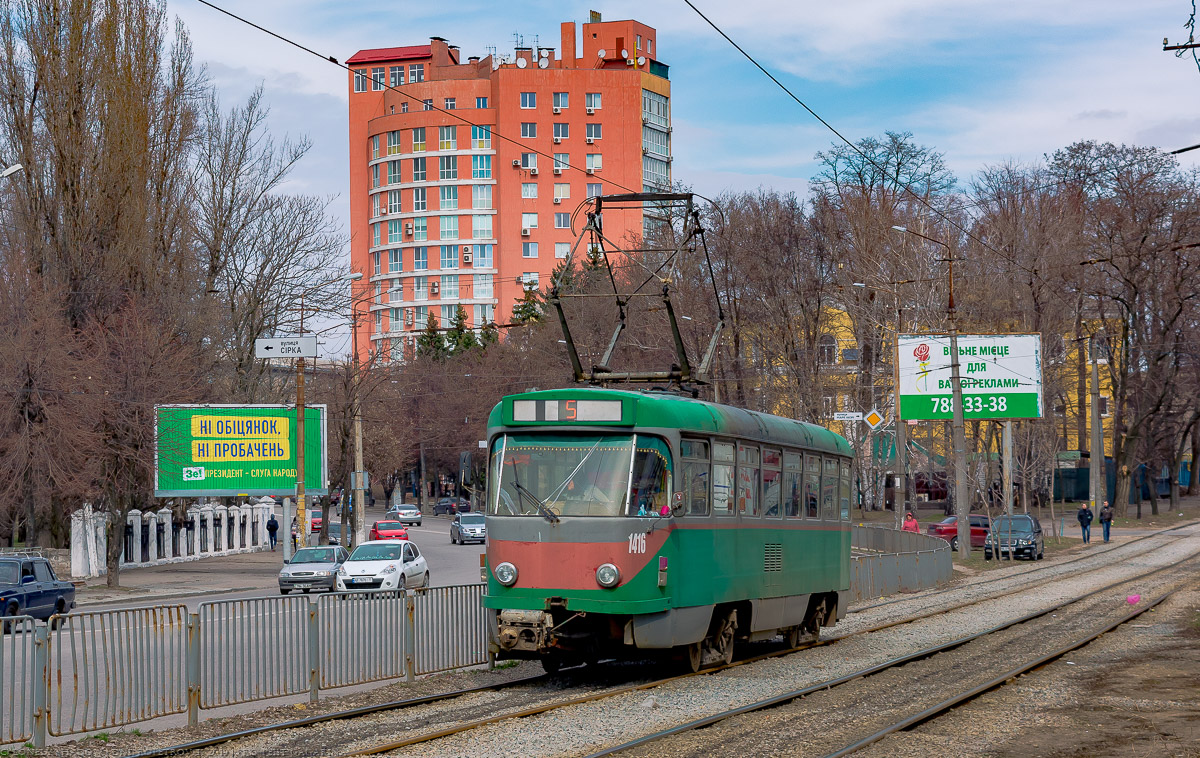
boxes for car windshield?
[0,563,17,584]
[489,434,671,518]
[938,517,956,524]
[375,522,402,530]
[460,514,485,525]
[292,548,337,564]
[993,516,1035,533]
[349,544,402,561]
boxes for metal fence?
[0,617,37,744]
[413,585,490,676]
[198,597,311,709]
[849,524,952,603]
[317,591,409,689]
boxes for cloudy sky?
[169,0,1200,350]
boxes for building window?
[412,127,426,152]
[371,135,380,159]
[371,67,385,90]
[400,102,408,113]
[413,218,427,242]
[371,193,380,218]
[474,274,493,298]
[476,96,488,109]
[553,123,569,140]
[821,396,835,417]
[389,279,402,301]
[586,123,602,140]
[441,245,458,269]
[642,89,669,128]
[472,214,492,239]
[388,189,402,214]
[521,212,538,229]
[353,69,367,92]
[386,130,401,155]
[642,126,669,155]
[441,304,456,324]
[409,63,424,82]
[554,183,571,200]
[375,311,382,333]
[414,276,428,300]
[471,155,492,179]
[475,303,494,327]
[389,308,400,331]
[555,242,571,259]
[523,242,538,258]
[1099,396,1110,416]
[372,251,381,276]
[444,97,456,110]
[439,125,456,150]
[422,99,433,111]
[413,187,427,211]
[412,157,426,182]
[440,215,458,240]
[554,153,569,169]
[414,247,428,270]
[471,125,491,149]
[472,184,492,208]
[372,223,380,247]
[371,164,379,188]
[643,155,669,188]
[586,153,602,171]
[439,156,458,180]
[587,182,602,198]
[441,274,459,298]
[554,212,570,229]
[388,248,402,273]
[818,334,837,365]
[440,185,458,210]
[521,122,537,138]
[414,304,428,327]
[636,34,642,50]
[389,65,404,87]
[473,244,493,268]
[388,220,403,244]
[387,160,402,185]
[521,152,537,169]
[585,92,602,110]
[520,91,536,109]
[523,272,540,289]
[552,91,568,109]
[521,183,538,199]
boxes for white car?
[336,540,429,591]
[387,504,423,526]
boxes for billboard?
[896,334,1043,421]
[154,405,328,497]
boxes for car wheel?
[397,576,407,591]
[984,550,992,560]
[50,602,67,631]
[302,588,311,594]
[422,572,429,588]
[280,588,291,595]
[2,603,18,634]
[417,520,422,527]
[949,537,959,552]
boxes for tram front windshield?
[488,434,669,518]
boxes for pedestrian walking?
[1077,503,1094,544]
[901,512,920,533]
[266,514,279,551]
[1098,500,1114,543]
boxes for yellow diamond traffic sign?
[864,409,885,429]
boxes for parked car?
[326,522,352,547]
[369,520,409,541]
[387,504,423,526]
[0,557,76,623]
[985,514,1044,561]
[336,540,429,591]
[926,515,991,551]
[434,497,470,516]
[450,513,487,544]
[310,516,323,534]
[279,546,348,594]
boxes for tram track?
[135,524,1198,758]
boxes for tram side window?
[783,451,802,518]
[805,455,820,518]
[712,441,735,516]
[822,458,837,520]
[680,439,710,516]
[630,440,670,517]
[762,449,781,518]
[840,460,851,520]
[737,444,760,517]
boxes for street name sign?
[833,411,863,422]
[154,405,328,497]
[897,334,1043,420]
[255,336,318,359]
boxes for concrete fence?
[849,524,953,603]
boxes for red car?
[926,515,991,551]
[369,520,409,541]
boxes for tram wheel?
[686,641,703,673]
[541,654,563,674]
[785,626,802,649]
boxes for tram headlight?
[596,563,621,588]
[494,562,518,586]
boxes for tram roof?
[489,388,853,458]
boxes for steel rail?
[579,550,1199,757]
[822,590,1174,758]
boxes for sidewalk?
[76,549,284,607]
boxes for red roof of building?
[346,45,432,65]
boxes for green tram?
[483,387,854,672]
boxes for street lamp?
[890,225,970,558]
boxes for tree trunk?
[1146,462,1159,516]
[1188,419,1200,497]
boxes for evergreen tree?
[511,282,543,324]
[445,305,480,356]
[415,312,448,361]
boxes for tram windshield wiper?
[513,481,560,523]
[543,440,602,504]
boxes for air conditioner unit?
[585,107,595,115]
[627,59,635,66]
[404,223,413,234]
[529,167,538,175]
[462,252,473,264]
[552,106,561,114]
[553,197,562,204]
[512,159,522,167]
[431,281,440,295]
[553,137,561,144]
[521,228,531,237]
[462,245,471,253]
[553,167,563,175]
[586,137,595,145]
[586,167,595,175]
[404,310,414,325]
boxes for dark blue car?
[0,557,76,624]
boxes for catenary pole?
[1090,337,1103,512]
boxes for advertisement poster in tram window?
[896,334,1043,421]
[154,405,328,497]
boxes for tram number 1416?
[628,532,647,554]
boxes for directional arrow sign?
[833,411,863,422]
[255,336,318,359]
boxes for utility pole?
[1003,420,1013,516]
[1090,335,1103,512]
[894,297,907,530]
[295,334,307,550]
[352,311,367,547]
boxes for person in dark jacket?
[1098,500,1114,543]
[266,514,279,551]
[1077,503,1094,544]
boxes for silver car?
[387,504,423,527]
[450,513,486,545]
[279,546,348,594]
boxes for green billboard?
[896,334,1044,421]
[154,405,328,497]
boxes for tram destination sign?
[154,405,328,497]
[896,334,1043,421]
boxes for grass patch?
[493,660,520,670]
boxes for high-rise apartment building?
[346,16,670,361]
